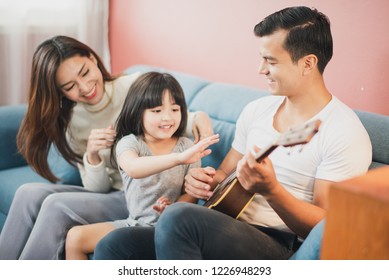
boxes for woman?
[0,35,213,260]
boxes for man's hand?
[236,146,279,198]
[184,166,216,200]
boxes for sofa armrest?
[355,110,389,169]
[0,105,28,171]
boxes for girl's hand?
[153,197,172,214]
[86,124,116,165]
[179,134,220,165]
[192,111,214,143]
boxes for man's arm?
[265,178,329,238]
[237,148,329,238]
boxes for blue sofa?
[1,64,388,236]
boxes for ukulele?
[203,119,321,219]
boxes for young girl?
[0,36,214,260]
[65,72,219,259]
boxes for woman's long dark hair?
[17,35,115,182]
[110,72,188,165]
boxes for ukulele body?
[203,178,255,219]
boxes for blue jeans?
[155,202,299,259]
[94,227,156,260]
[94,203,300,260]
[289,219,325,260]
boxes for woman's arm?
[186,111,214,143]
[77,153,112,193]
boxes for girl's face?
[56,54,104,105]
[143,90,182,142]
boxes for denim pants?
[290,219,325,260]
[94,226,156,260]
[156,202,299,259]
[94,202,300,260]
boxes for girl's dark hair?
[254,6,333,74]
[110,72,188,164]
[17,35,115,182]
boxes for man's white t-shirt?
[232,95,372,231]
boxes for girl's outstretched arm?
[118,134,219,179]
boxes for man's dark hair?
[254,6,333,74]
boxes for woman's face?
[56,54,104,105]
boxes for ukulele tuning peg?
[287,145,305,155]
[287,146,294,155]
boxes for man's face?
[257,30,305,97]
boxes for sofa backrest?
[0,104,28,170]
[354,110,389,169]
[189,83,268,168]
[125,65,388,170]
[0,104,81,185]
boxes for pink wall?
[109,0,389,115]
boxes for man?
[93,6,371,260]
[154,6,371,259]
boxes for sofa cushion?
[124,65,210,104]
[189,83,269,168]
[189,83,269,123]
[0,104,81,182]
[47,146,82,186]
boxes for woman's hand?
[192,111,214,143]
[86,124,116,165]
